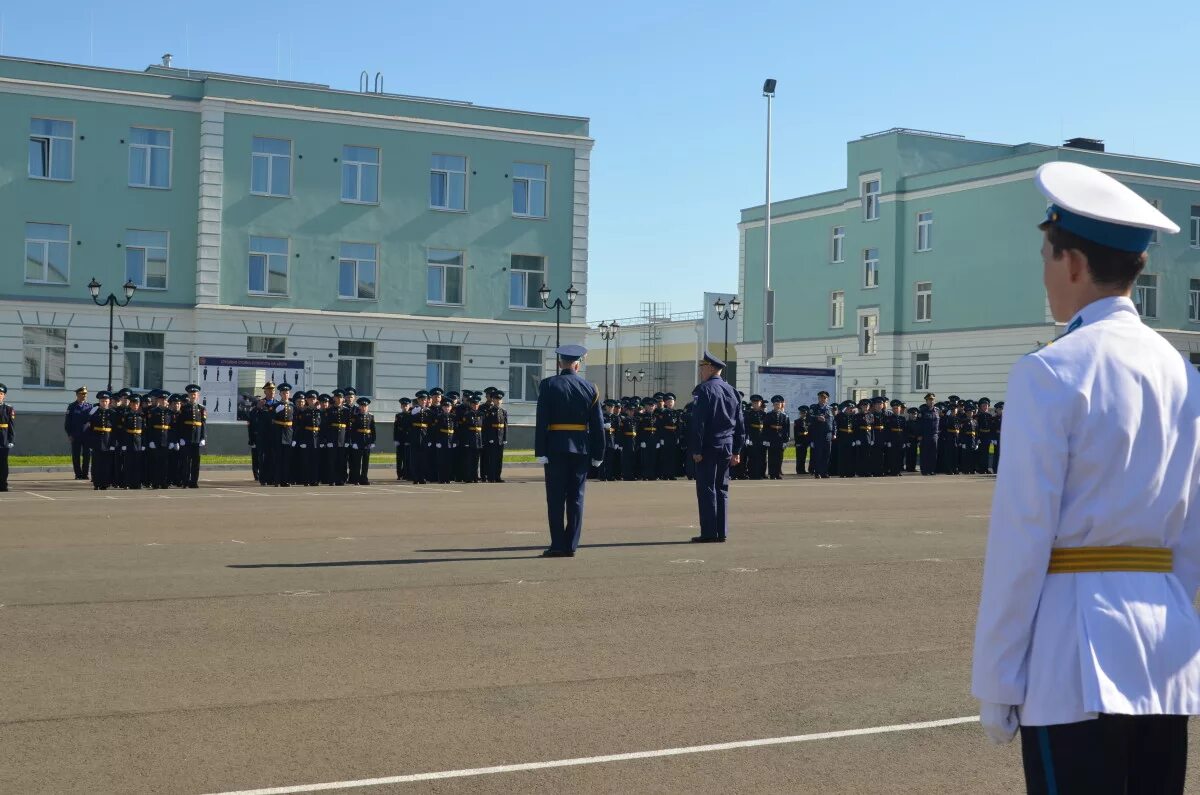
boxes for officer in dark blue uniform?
[919,393,940,475]
[0,383,13,492]
[534,345,605,557]
[808,391,834,478]
[65,386,92,480]
[688,351,745,542]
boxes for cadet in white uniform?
[972,161,1200,794]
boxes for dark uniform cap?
[344,386,357,395]
[278,383,292,392]
[872,396,886,404]
[771,395,785,403]
[493,390,505,399]
[262,381,276,390]
[653,392,665,399]
[446,391,460,400]
[430,387,444,397]
[978,397,992,405]
[964,401,977,411]
[840,400,854,409]
[185,384,201,394]
[948,395,960,403]
[484,386,498,395]
[305,390,318,399]
[817,390,830,398]
[924,393,936,400]
[890,399,903,407]
[641,397,656,406]
[357,397,371,406]
[907,407,919,415]
[129,394,142,403]
[97,390,112,400]
[749,394,764,402]
[858,398,870,406]
[995,401,1005,409]
[319,393,331,401]
[117,388,131,398]
[75,386,89,395]
[415,390,429,399]
[798,405,810,413]
[0,383,6,394]
[170,393,183,402]
[700,350,726,369]
[555,344,587,363]
[467,393,481,403]
[332,389,344,397]
[399,397,412,405]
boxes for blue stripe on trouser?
[1037,726,1058,795]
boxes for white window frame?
[860,174,881,222]
[915,281,932,322]
[831,226,845,263]
[826,355,842,368]
[1191,205,1200,248]
[863,248,879,289]
[426,248,465,306]
[123,331,165,390]
[916,210,933,252]
[248,235,289,297]
[337,340,375,396]
[829,290,845,329]
[22,326,67,388]
[426,344,462,392]
[1190,279,1200,323]
[247,336,287,357]
[124,229,170,290]
[24,221,71,285]
[508,348,543,402]
[28,117,75,181]
[1134,273,1158,319]
[341,144,381,204]
[430,153,467,211]
[251,137,292,198]
[858,310,879,356]
[913,352,930,391]
[128,126,173,189]
[512,162,548,219]
[1148,199,1161,245]
[338,242,378,301]
[509,254,546,310]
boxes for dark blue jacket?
[688,375,746,455]
[534,370,605,459]
[809,404,834,437]
[919,406,940,437]
[65,400,92,437]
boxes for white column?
[196,100,225,305]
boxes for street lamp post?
[88,277,137,392]
[538,283,580,350]
[762,77,776,366]
[623,367,646,393]
[712,296,741,364]
[598,321,619,399]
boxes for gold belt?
[662,425,677,430]
[491,424,506,428]
[354,428,373,433]
[153,424,171,430]
[439,429,455,435]
[93,427,113,432]
[126,429,143,434]
[304,426,320,432]
[412,423,429,429]
[274,421,293,426]
[1048,546,1172,574]
[750,424,764,429]
[184,420,203,426]
[549,423,586,431]
[331,423,347,428]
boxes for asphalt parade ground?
[2,470,1197,794]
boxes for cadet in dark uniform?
[482,390,508,482]
[0,384,13,492]
[272,384,296,486]
[246,395,261,482]
[349,397,376,485]
[904,407,921,473]
[122,393,146,489]
[297,390,322,486]
[975,397,995,474]
[793,405,810,475]
[618,400,640,481]
[533,345,605,557]
[637,397,658,480]
[409,391,431,484]
[744,395,767,479]
[87,391,118,490]
[432,399,456,484]
[885,399,906,476]
[460,393,484,483]
[689,351,745,542]
[255,382,278,485]
[656,393,682,480]
[175,385,206,488]
[146,391,173,488]
[959,401,980,474]
[809,392,834,478]
[992,401,1004,471]
[764,395,790,479]
[836,401,856,477]
[394,397,412,481]
[65,386,92,480]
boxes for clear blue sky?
[3,0,1194,321]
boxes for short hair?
[1039,221,1147,290]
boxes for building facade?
[1,55,592,451]
[737,129,1200,403]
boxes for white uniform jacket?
[972,296,1200,726]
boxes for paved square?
[1,470,1195,793]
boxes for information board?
[755,366,837,411]
[195,356,307,423]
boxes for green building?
[738,129,1200,403]
[1,54,592,450]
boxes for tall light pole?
[713,295,741,366]
[538,283,579,350]
[762,78,776,366]
[598,320,619,399]
[624,367,646,392]
[88,277,137,392]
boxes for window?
[124,332,164,390]
[831,226,845,263]
[247,336,286,357]
[1191,205,1200,248]
[913,352,930,391]
[1191,279,1200,322]
[863,248,879,288]
[426,344,462,392]
[29,118,74,181]
[826,355,842,368]
[24,222,70,284]
[22,326,66,388]
[512,162,547,218]
[337,341,375,395]
[509,348,543,402]
[859,312,878,356]
[430,154,466,211]
[1191,352,1200,371]
[248,235,289,296]
[251,137,291,197]
[916,211,933,252]
[338,242,377,300]
[509,254,545,309]
[915,281,932,322]
[341,145,380,204]
[1134,274,1158,318]
[128,127,171,189]
[862,178,880,221]
[427,248,464,305]
[1149,200,1161,245]
[830,290,845,328]
[125,230,169,290]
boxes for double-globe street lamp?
[624,368,646,389]
[87,277,137,392]
[597,320,619,398]
[538,283,579,350]
[712,296,741,365]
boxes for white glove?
[199,440,206,448]
[591,459,603,467]
[434,443,441,449]
[395,442,401,448]
[368,444,375,450]
[290,441,296,447]
[148,442,156,450]
[7,443,12,449]
[179,439,186,447]
[299,444,307,449]
[121,446,128,452]
[169,443,177,451]
[535,456,549,464]
[639,442,646,449]
[351,443,359,450]
[979,703,1019,745]
[249,443,255,449]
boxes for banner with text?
[195,357,307,423]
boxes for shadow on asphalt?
[415,541,695,553]
[228,556,539,568]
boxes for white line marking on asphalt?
[336,537,355,541]
[201,716,978,795]
[144,543,162,546]
[218,488,269,497]
[505,531,536,535]
[669,559,704,564]
[728,567,758,573]
[281,590,322,597]
[913,530,943,535]
[24,491,55,501]
[816,544,843,549]
[966,514,989,519]
[821,519,854,524]
[229,540,246,544]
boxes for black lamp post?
[623,367,646,389]
[598,320,618,399]
[713,296,741,363]
[538,283,579,350]
[88,277,137,392]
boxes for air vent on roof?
[161,53,173,68]
[1063,137,1104,152]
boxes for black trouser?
[92,448,114,488]
[124,448,143,488]
[407,441,426,483]
[657,440,679,478]
[348,447,364,483]
[0,445,8,490]
[795,439,808,474]
[639,443,656,480]
[994,436,1002,471]
[748,441,766,479]
[621,444,638,480]
[767,444,784,478]
[71,437,91,478]
[250,446,261,482]
[886,438,904,475]
[183,443,200,486]
[435,445,453,483]
[920,437,937,474]
[274,444,291,485]
[461,447,480,482]
[302,444,320,485]
[837,438,855,476]
[1020,714,1188,795]
[396,444,407,479]
[904,440,918,472]
[482,443,503,481]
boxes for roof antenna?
[359,70,369,93]
[374,72,383,93]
